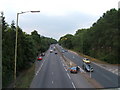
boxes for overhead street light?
[14,10,40,88]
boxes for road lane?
[30,46,94,88]
[57,45,119,88]
[30,50,74,88]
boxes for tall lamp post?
[14,11,40,88]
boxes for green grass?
[16,63,35,88]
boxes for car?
[55,52,57,54]
[64,50,68,52]
[69,66,79,73]
[50,49,53,53]
[41,53,45,56]
[61,50,65,53]
[82,58,91,63]
[37,56,42,61]
[53,47,56,51]
[82,63,93,72]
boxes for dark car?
[82,63,93,72]
[69,66,79,73]
[55,52,57,54]
[41,53,45,56]
[64,50,68,52]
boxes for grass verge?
[15,63,35,88]
[69,49,112,65]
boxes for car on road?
[69,66,79,73]
[41,53,45,56]
[61,50,65,53]
[50,49,53,53]
[64,49,68,52]
[82,58,91,63]
[37,56,42,61]
[55,52,57,54]
[82,63,93,72]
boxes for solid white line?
[67,73,71,80]
[35,59,46,76]
[72,82,76,88]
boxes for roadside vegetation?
[1,13,57,87]
[59,8,119,64]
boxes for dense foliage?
[59,8,119,64]
[1,13,57,87]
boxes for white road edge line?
[35,59,46,76]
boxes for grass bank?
[15,63,35,88]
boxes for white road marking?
[52,72,54,75]
[67,73,71,80]
[65,68,67,71]
[52,81,54,84]
[78,66,86,73]
[72,82,76,88]
[35,58,46,76]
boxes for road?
[30,45,93,88]
[56,44,119,88]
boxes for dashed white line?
[52,81,54,84]
[67,73,71,80]
[72,82,76,88]
[52,72,54,75]
[78,66,86,73]
[65,68,67,71]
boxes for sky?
[0,0,119,40]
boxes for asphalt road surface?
[30,46,93,88]
[56,44,119,88]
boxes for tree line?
[1,13,57,87]
[59,8,119,64]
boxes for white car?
[50,49,53,53]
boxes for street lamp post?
[14,11,40,88]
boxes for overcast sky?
[1,0,118,40]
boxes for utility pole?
[0,11,3,90]
[14,11,40,88]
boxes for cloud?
[18,11,98,40]
[0,0,118,40]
